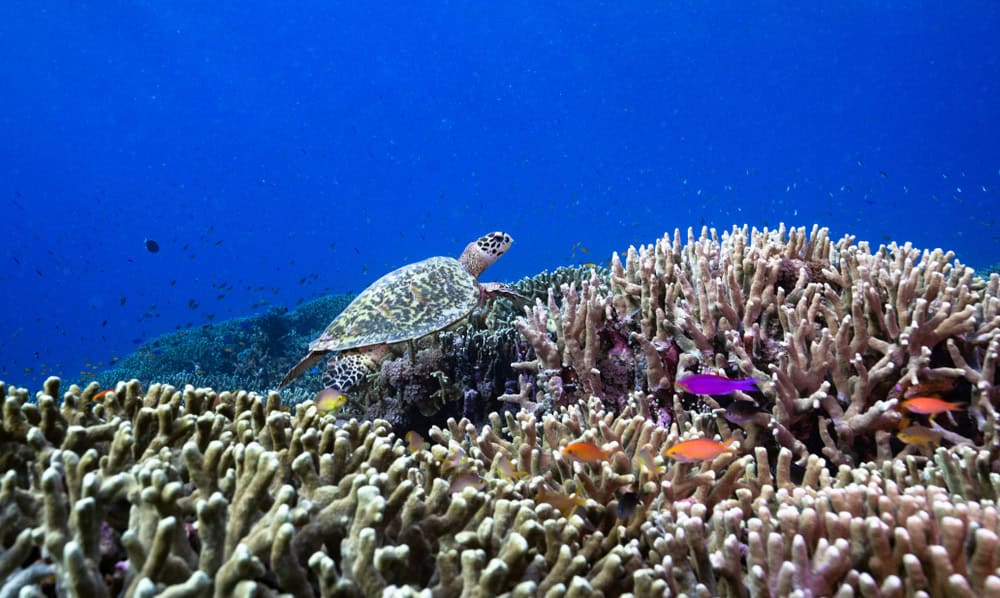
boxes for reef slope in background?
[1,223,998,596]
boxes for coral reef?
[2,223,998,595]
[515,225,999,466]
[2,378,1000,596]
[96,295,356,394]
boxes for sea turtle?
[278,231,518,393]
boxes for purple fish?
[676,373,757,395]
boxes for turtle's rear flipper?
[278,351,328,389]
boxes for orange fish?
[664,437,737,463]
[92,389,114,402]
[562,441,612,463]
[535,489,587,517]
[900,397,963,415]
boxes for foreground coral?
[2,377,999,596]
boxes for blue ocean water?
[1,2,997,388]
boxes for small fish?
[724,399,765,424]
[92,389,114,402]
[634,447,663,477]
[676,373,757,395]
[495,453,528,481]
[315,388,347,414]
[616,492,640,521]
[406,431,425,453]
[896,425,943,448]
[535,489,587,517]
[562,441,612,463]
[900,397,964,415]
[449,473,485,494]
[664,437,737,463]
[144,238,160,253]
[440,447,469,472]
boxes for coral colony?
[1,224,998,596]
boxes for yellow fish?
[315,388,348,414]
[634,447,664,477]
[495,453,528,481]
[896,425,943,448]
[406,431,426,453]
[449,473,485,494]
[535,489,587,518]
[440,447,469,472]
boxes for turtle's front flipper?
[278,351,329,389]
[481,282,529,304]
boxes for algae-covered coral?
[1,224,998,596]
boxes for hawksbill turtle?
[278,231,518,393]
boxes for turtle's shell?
[308,256,480,353]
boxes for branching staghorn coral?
[515,224,999,466]
[1,376,1000,595]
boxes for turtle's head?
[460,232,513,278]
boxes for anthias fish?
[664,437,737,463]
[562,441,612,463]
[676,373,757,395]
[900,397,963,415]
[92,389,114,402]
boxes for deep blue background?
[2,2,998,387]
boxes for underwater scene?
[1,2,999,597]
